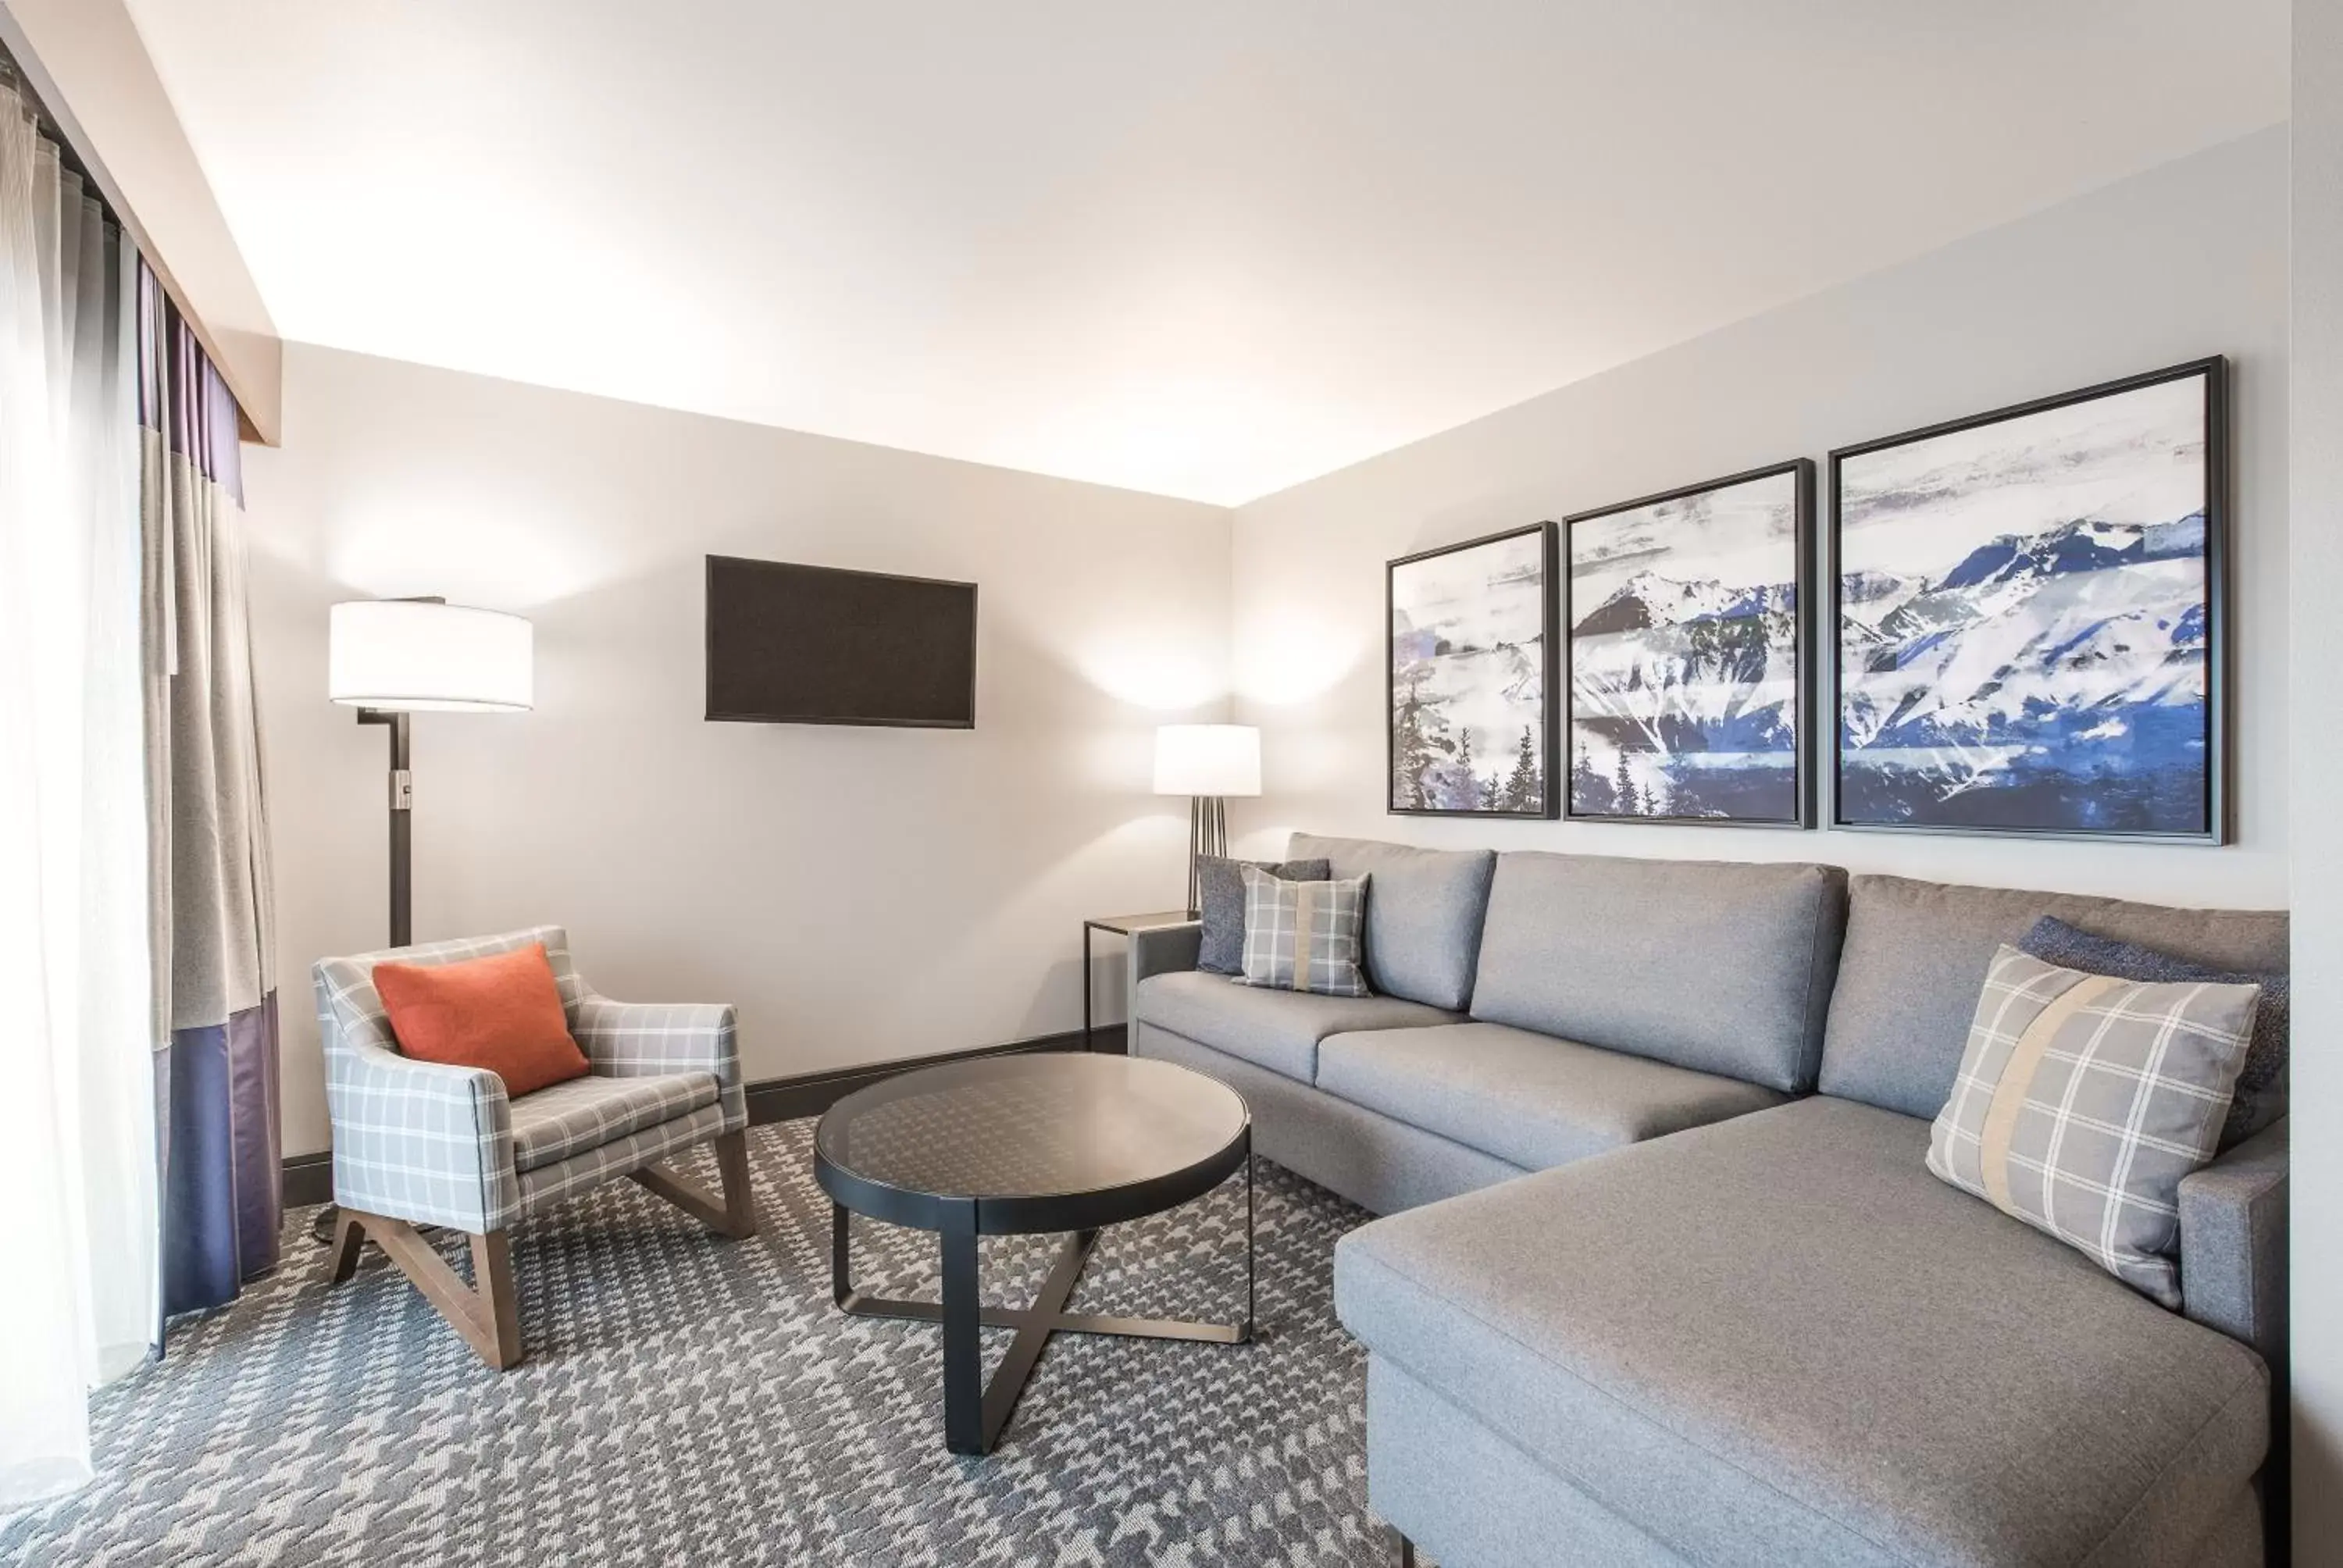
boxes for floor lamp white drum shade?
[329,600,534,712]
[1152,725,1261,799]
[1154,725,1260,917]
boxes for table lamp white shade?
[329,600,534,712]
[1153,724,1261,798]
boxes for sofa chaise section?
[1339,872,2289,1568]
[1339,1096,2272,1568]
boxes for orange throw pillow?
[373,942,590,1098]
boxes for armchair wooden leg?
[327,1208,367,1284]
[629,1131,758,1240]
[333,1208,525,1370]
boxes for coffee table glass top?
[815,1053,1247,1206]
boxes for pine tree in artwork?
[1454,727,1477,810]
[1393,668,1437,808]
[1502,725,1542,813]
[1614,751,1640,817]
[1570,743,1610,814]
[1479,775,1502,811]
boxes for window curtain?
[141,265,280,1318]
[0,77,159,1504]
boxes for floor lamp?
[1154,725,1261,918]
[328,598,534,948]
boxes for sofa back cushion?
[1288,834,1497,1010]
[1467,852,1849,1092]
[1821,875,2290,1119]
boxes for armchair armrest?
[572,995,744,1127]
[2179,1117,2288,1366]
[325,1042,519,1233]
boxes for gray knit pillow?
[2018,915,2288,1150]
[1195,857,1329,975]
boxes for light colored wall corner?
[0,0,280,441]
[2291,0,2343,1550]
[1225,127,2290,915]
[248,344,1234,1156]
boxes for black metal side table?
[1081,910,1196,1050]
[814,1052,1254,1456]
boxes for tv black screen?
[704,554,977,727]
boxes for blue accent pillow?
[1196,857,1330,975]
[2018,915,2288,1149]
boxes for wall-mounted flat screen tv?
[705,554,977,727]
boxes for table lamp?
[329,597,533,947]
[1154,724,1261,918]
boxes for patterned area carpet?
[0,1120,1398,1567]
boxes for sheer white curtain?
[0,78,159,1503]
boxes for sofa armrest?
[2179,1117,2288,1366]
[1125,921,1204,1053]
[572,996,746,1128]
[1129,921,1204,985]
[325,1042,521,1232]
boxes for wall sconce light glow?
[1153,724,1261,798]
[329,600,535,711]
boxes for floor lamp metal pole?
[357,707,414,947]
[1186,794,1228,918]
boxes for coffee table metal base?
[831,1159,1254,1456]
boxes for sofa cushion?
[508,1071,719,1174]
[1821,874,2288,1120]
[1467,852,1846,1092]
[1288,834,1496,1011]
[1336,1096,2269,1568]
[1317,1022,1785,1171]
[1133,969,1460,1084]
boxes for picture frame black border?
[1559,458,1817,829]
[1825,355,2231,844]
[703,553,981,729]
[1385,521,1560,819]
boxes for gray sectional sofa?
[1126,833,2289,1568]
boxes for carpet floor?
[0,1119,1403,1567]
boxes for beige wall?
[2290,0,2343,1545]
[1228,128,2290,911]
[248,346,1231,1156]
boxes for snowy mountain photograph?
[1833,362,2223,837]
[1389,524,1553,815]
[1564,463,1810,824]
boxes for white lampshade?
[329,600,534,712]
[1154,724,1261,797]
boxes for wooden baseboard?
[281,1024,1113,1209]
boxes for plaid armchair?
[314,926,754,1367]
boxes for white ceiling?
[125,2,2287,506]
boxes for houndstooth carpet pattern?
[0,1119,1397,1567]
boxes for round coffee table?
[814,1052,1254,1456]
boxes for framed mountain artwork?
[1388,522,1557,817]
[1831,358,2229,841]
[1563,460,1814,826]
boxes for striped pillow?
[1926,945,2261,1307]
[1236,867,1371,998]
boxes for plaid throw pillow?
[1927,945,2262,1307]
[1236,866,1371,998]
